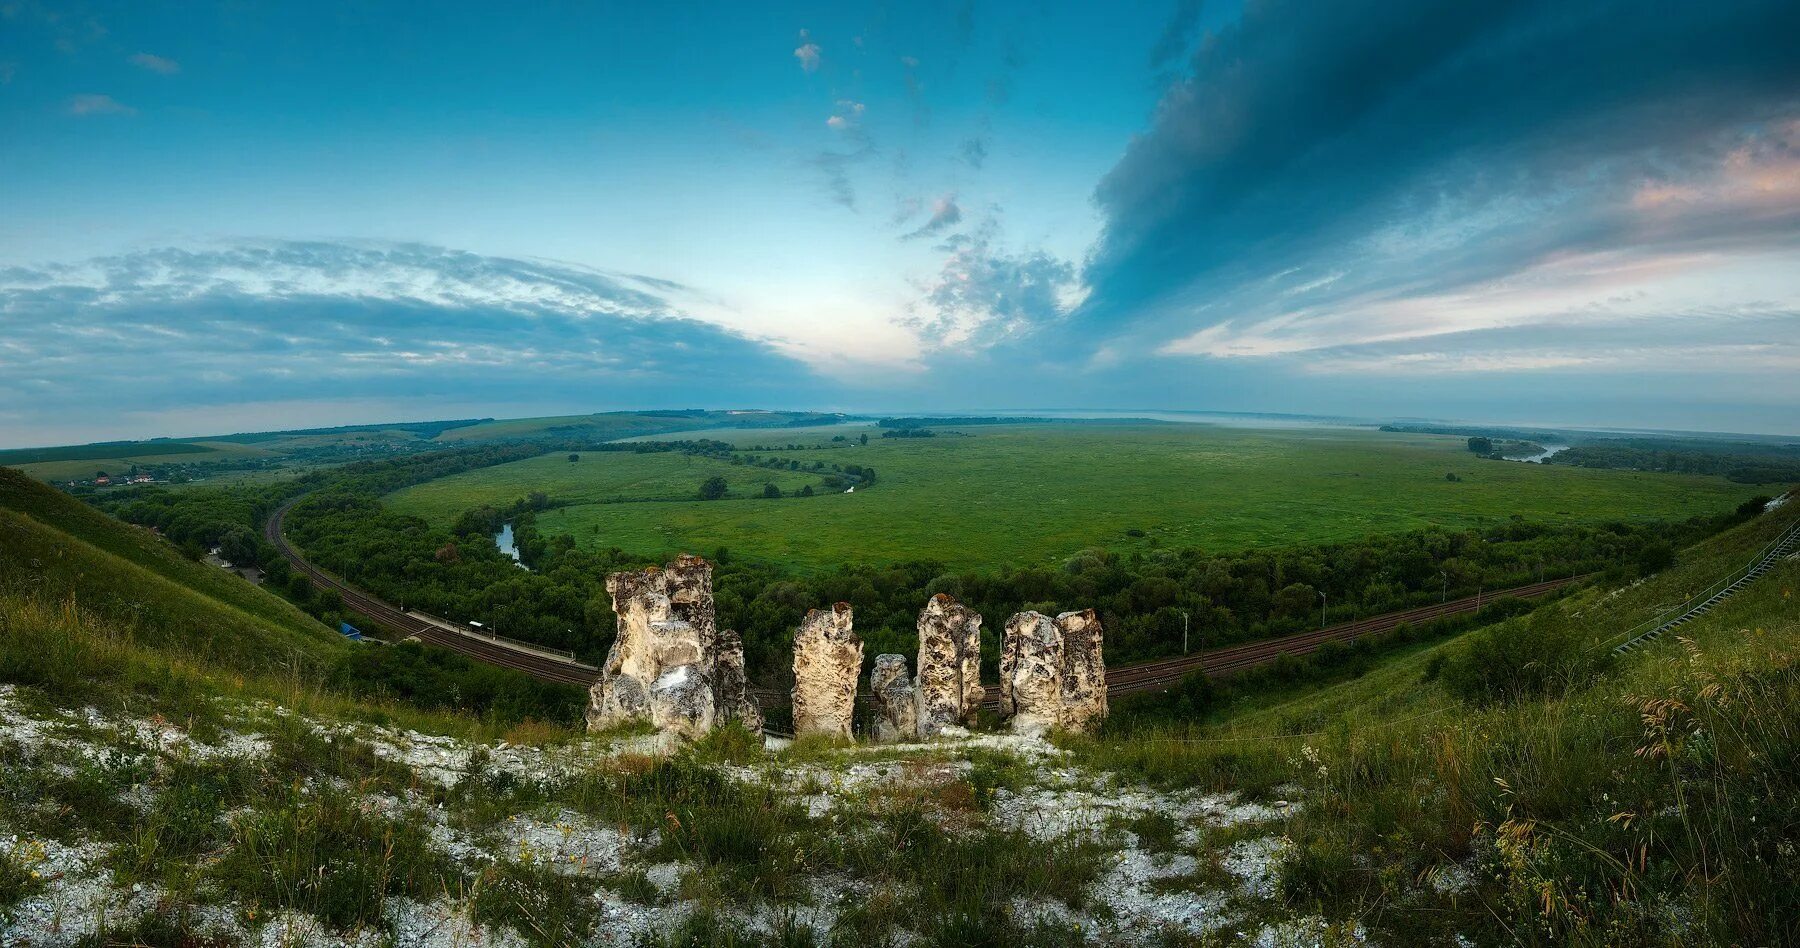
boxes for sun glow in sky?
[2,1,1798,446]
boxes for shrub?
[1635,541,1676,576]
[211,787,454,930]
[1440,612,1605,703]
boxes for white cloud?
[128,52,180,74]
[826,99,865,130]
[67,93,134,116]
[794,30,821,73]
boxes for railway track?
[1096,574,1583,699]
[265,500,600,687]
[266,498,1585,704]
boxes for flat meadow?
[382,423,1766,571]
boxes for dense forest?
[1545,442,1800,484]
[90,444,1768,689]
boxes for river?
[1508,444,1570,464]
[494,522,530,570]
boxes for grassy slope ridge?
[1073,492,1800,944]
[0,467,343,678]
[389,424,1763,571]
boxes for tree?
[859,433,869,445]
[218,526,260,567]
[1467,437,1493,454]
[1272,582,1319,621]
[800,484,814,497]
[568,453,580,463]
[762,482,781,499]
[1635,542,1675,576]
[1445,472,1460,482]
[698,476,728,500]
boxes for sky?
[1,0,1798,447]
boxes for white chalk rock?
[870,653,918,742]
[1056,608,1107,734]
[999,611,1064,736]
[791,603,862,739]
[588,555,755,737]
[915,593,984,736]
[997,608,1109,735]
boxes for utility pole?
[1440,570,1449,604]
[1318,590,1328,629]
[1182,610,1190,654]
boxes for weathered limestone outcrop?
[714,627,764,732]
[915,593,984,736]
[791,603,862,739]
[870,654,918,742]
[1056,608,1107,733]
[586,555,761,739]
[998,609,1108,735]
[999,612,1066,735]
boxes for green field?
[13,440,275,482]
[387,449,831,520]
[383,423,1766,571]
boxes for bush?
[1635,541,1676,576]
[697,476,728,501]
[1440,612,1605,703]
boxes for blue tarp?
[338,621,363,641]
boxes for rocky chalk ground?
[0,684,1362,946]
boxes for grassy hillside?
[0,467,345,682]
[388,424,1765,571]
[1073,491,1800,944]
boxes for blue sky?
[2,0,1798,446]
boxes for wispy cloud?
[901,193,962,239]
[0,242,834,443]
[903,221,1085,348]
[128,52,180,74]
[67,93,134,116]
[809,144,873,209]
[959,136,987,169]
[1147,0,1203,79]
[794,29,821,73]
[826,98,865,130]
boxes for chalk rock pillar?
[998,608,1109,735]
[588,555,720,737]
[792,603,862,739]
[915,593,984,736]
[714,628,764,733]
[870,654,919,743]
[1056,609,1107,734]
[999,611,1065,736]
